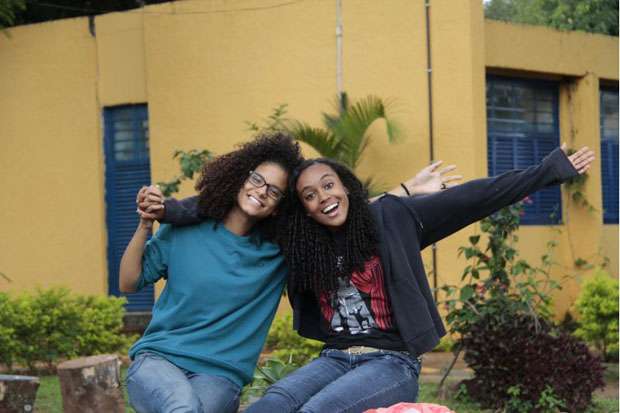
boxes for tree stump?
[0,375,40,413]
[57,354,125,413]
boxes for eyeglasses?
[247,170,285,201]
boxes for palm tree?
[285,92,401,171]
[158,94,401,196]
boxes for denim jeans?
[246,348,421,413]
[126,351,241,413]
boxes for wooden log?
[57,354,125,413]
[0,375,40,413]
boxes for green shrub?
[574,268,619,361]
[248,357,299,398]
[265,314,323,365]
[0,288,133,372]
[432,335,455,352]
[75,295,135,355]
[0,292,19,370]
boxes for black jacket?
[163,148,579,357]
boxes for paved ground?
[419,352,470,382]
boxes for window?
[103,105,154,311]
[486,76,561,224]
[600,87,619,224]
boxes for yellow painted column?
[425,0,487,305]
[555,73,604,312]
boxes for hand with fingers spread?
[404,160,463,195]
[136,185,165,223]
[561,143,596,175]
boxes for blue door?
[103,104,154,311]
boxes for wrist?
[137,220,153,231]
[400,183,412,196]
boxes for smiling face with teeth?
[234,161,288,221]
[296,163,350,230]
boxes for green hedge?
[0,288,134,372]
[264,314,323,365]
[574,268,619,361]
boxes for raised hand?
[561,143,596,175]
[405,161,463,195]
[136,185,165,222]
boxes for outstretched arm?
[404,146,595,249]
[144,161,463,219]
[370,161,463,202]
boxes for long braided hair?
[279,158,379,294]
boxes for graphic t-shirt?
[318,254,406,350]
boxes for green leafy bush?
[0,292,19,370]
[0,288,133,372]
[264,314,323,365]
[432,335,455,352]
[248,357,299,398]
[574,268,619,361]
[443,204,606,411]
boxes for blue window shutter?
[600,88,619,224]
[104,105,154,311]
[486,76,561,225]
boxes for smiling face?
[236,161,288,221]
[296,162,350,230]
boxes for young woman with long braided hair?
[244,145,595,413]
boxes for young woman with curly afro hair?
[119,133,304,413]
[244,145,594,413]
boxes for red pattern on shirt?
[319,256,393,330]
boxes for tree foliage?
[3,0,169,28]
[0,0,25,30]
[485,0,619,36]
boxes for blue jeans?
[126,351,241,413]
[246,348,421,413]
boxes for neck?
[222,207,257,236]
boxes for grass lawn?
[34,368,619,413]
[35,368,136,413]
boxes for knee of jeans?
[159,386,202,412]
[262,383,303,409]
[136,382,201,413]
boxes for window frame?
[486,75,562,225]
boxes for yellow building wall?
[0,0,616,319]
[483,21,618,315]
[97,12,148,106]
[0,19,107,295]
[142,0,336,193]
[485,20,619,79]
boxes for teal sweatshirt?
[128,220,287,387]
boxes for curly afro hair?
[195,133,303,239]
[278,158,379,294]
